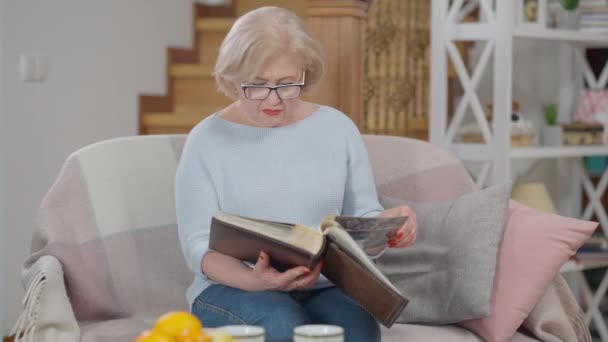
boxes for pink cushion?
[460,200,597,341]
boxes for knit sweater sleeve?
[174,134,219,277]
[341,121,384,218]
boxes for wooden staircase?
[138,1,432,138]
[140,4,235,134]
[139,1,309,135]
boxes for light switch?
[20,55,48,82]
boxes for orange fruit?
[134,329,176,342]
[154,311,203,340]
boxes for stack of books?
[577,235,608,257]
[579,6,608,32]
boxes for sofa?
[11,134,586,341]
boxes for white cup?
[217,325,265,342]
[293,324,344,342]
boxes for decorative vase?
[542,125,564,146]
[557,6,581,29]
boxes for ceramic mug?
[217,325,265,342]
[293,324,344,342]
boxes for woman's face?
[237,54,305,127]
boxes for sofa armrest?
[11,255,79,342]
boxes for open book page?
[214,212,325,254]
[339,216,406,250]
[322,216,407,251]
[323,226,402,295]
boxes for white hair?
[214,6,325,99]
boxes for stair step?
[171,64,214,78]
[141,103,227,134]
[142,112,212,128]
[174,77,231,107]
[196,18,235,33]
[235,1,308,18]
[173,105,225,116]
[197,29,226,67]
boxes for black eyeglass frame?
[240,71,306,101]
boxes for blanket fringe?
[10,270,46,342]
[571,309,593,342]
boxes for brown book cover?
[208,212,409,327]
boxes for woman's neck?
[218,101,320,128]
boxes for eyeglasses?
[241,72,306,101]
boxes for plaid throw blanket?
[13,135,192,342]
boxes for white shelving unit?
[430,1,608,338]
[429,3,608,214]
[449,143,608,160]
[430,0,608,207]
[510,145,608,159]
[513,27,608,45]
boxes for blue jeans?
[192,284,381,342]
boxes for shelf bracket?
[579,162,608,237]
[445,40,494,145]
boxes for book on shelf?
[580,4,608,30]
[577,235,608,257]
[208,211,409,327]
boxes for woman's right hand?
[249,251,323,292]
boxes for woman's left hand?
[379,205,417,249]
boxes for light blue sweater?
[175,105,384,309]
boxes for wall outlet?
[19,55,48,82]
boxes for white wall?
[469,39,562,192]
[509,40,562,192]
[473,39,562,141]
[1,0,193,334]
[0,0,7,334]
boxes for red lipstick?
[262,109,282,116]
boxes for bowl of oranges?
[135,311,233,342]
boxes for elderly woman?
[175,6,417,342]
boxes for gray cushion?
[376,182,512,324]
